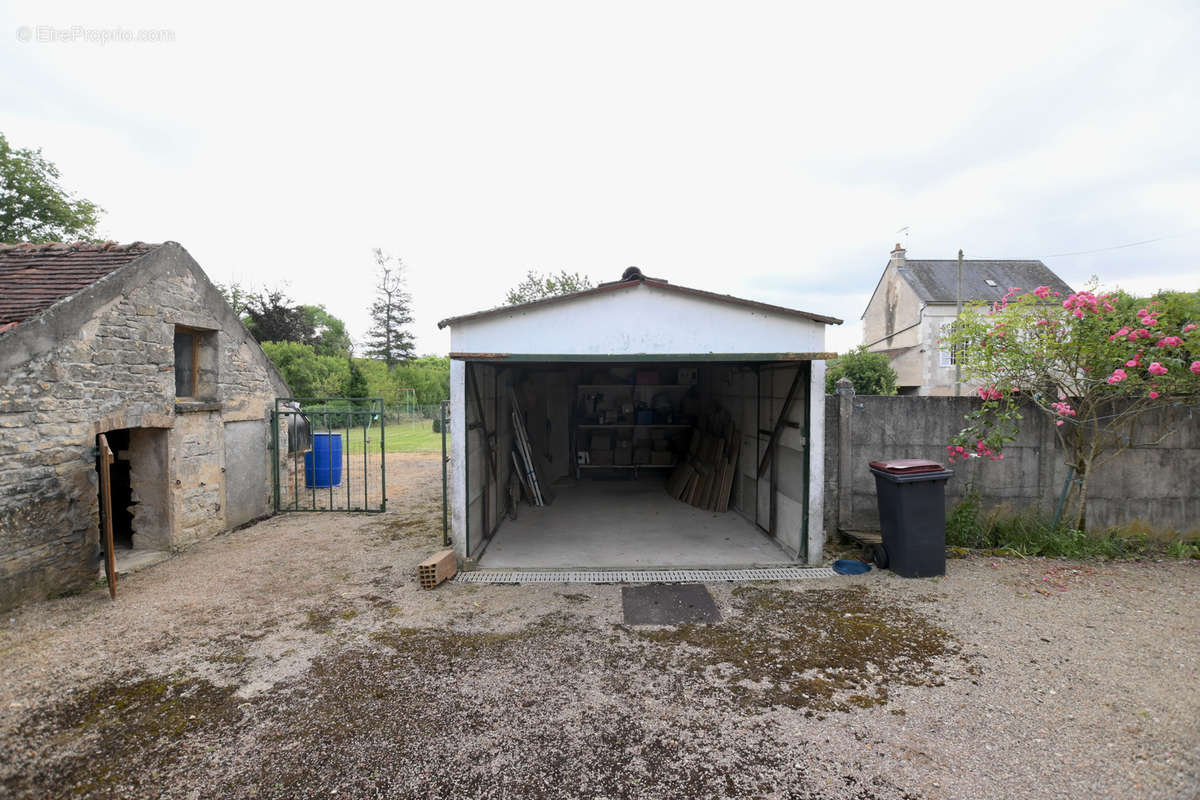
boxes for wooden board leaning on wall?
[666,411,740,513]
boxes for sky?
[2,1,1198,356]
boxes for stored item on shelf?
[589,432,613,450]
[652,438,670,451]
[590,449,614,465]
[635,369,660,385]
[635,409,654,425]
[651,451,675,466]
[634,447,652,464]
[678,367,698,385]
[614,442,633,466]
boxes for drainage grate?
[455,566,840,585]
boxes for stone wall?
[0,244,289,610]
[824,390,1200,538]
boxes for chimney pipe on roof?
[889,243,906,269]
[621,266,644,282]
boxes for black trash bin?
[869,459,953,578]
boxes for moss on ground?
[5,675,242,798]
[632,585,961,713]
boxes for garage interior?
[461,359,814,568]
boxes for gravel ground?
[1,453,1196,799]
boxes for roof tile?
[901,260,1073,304]
[0,241,159,329]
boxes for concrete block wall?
[824,392,1200,537]
[0,245,288,609]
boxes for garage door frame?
[453,353,827,564]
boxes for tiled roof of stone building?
[900,259,1074,304]
[0,241,160,332]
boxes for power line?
[1043,229,1199,259]
[967,228,1199,262]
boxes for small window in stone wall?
[174,326,217,398]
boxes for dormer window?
[984,279,998,287]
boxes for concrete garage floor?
[477,476,794,568]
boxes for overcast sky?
[3,1,1197,355]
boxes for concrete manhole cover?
[621,583,721,625]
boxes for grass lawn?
[344,420,442,454]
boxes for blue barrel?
[304,433,343,488]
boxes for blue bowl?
[833,559,871,575]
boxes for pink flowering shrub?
[943,284,1199,528]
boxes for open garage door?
[454,358,819,567]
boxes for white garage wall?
[450,283,828,357]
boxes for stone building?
[861,244,1073,395]
[0,241,290,610]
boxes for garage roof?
[438,269,843,329]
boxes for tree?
[242,287,315,344]
[218,282,353,357]
[364,248,416,368]
[303,305,353,357]
[260,341,351,398]
[505,269,594,305]
[345,359,369,398]
[945,283,1199,531]
[824,346,898,395]
[216,281,252,318]
[0,132,103,243]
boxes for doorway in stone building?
[95,427,171,574]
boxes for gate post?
[836,377,855,533]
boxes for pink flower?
[1148,362,1168,376]
[1146,318,1157,325]
[1136,308,1148,317]
[1149,391,1159,399]
[1055,420,1064,426]
[1184,324,1197,333]
[1125,359,1139,367]
[1107,368,1127,384]
[1033,285,1051,299]
[1051,400,1076,417]
[1191,361,1200,375]
[1073,309,1084,319]
[1156,336,1183,348]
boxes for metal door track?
[455,566,840,584]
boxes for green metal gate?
[271,397,388,512]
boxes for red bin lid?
[869,458,946,474]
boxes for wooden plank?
[757,367,805,477]
[97,434,117,601]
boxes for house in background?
[861,244,1073,395]
[0,241,290,610]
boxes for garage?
[438,269,840,569]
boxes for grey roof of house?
[899,260,1073,304]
